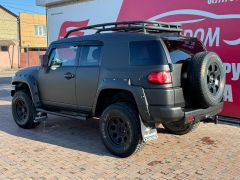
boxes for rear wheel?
[162,121,200,135]
[12,90,39,129]
[99,103,143,157]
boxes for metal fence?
[20,47,46,68]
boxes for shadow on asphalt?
[0,75,169,158]
[0,77,12,84]
[0,89,11,99]
[0,103,170,157]
[0,104,113,157]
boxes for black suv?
[11,21,225,157]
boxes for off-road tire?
[12,90,39,129]
[99,102,143,158]
[187,52,225,108]
[162,121,200,135]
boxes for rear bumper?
[148,102,224,123]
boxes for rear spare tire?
[187,52,225,108]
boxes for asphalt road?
[0,73,239,179]
[0,76,11,85]
[0,76,12,101]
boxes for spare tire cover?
[187,52,225,108]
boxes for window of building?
[0,46,9,52]
[34,25,47,37]
[80,46,101,66]
[23,47,47,52]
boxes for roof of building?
[0,5,18,18]
[36,0,86,7]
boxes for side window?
[49,46,78,67]
[163,40,205,64]
[80,46,101,66]
[130,41,167,66]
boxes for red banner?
[117,0,240,118]
[55,0,240,119]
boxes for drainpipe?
[27,45,30,67]
[17,16,21,68]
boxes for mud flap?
[140,117,158,142]
[34,112,48,123]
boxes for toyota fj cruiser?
[11,21,225,157]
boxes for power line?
[0,1,36,7]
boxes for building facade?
[19,12,47,67]
[19,12,47,51]
[0,5,19,69]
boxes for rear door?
[163,38,206,87]
[76,42,102,112]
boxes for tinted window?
[130,41,167,66]
[80,46,101,66]
[49,46,78,67]
[164,40,205,64]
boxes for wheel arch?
[11,75,41,107]
[92,79,151,122]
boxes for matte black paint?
[11,31,222,125]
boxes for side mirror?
[40,55,49,67]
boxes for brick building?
[19,12,47,67]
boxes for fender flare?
[92,79,151,122]
[11,74,41,107]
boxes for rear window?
[130,40,167,66]
[164,40,205,64]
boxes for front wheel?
[99,103,143,158]
[162,121,200,135]
[12,90,40,129]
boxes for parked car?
[11,21,225,157]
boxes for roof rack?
[64,21,182,38]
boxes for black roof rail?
[64,21,182,38]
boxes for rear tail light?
[186,117,195,121]
[147,71,172,84]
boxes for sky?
[0,0,46,15]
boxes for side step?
[36,108,88,121]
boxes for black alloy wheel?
[100,103,143,157]
[15,99,28,123]
[12,90,40,129]
[207,62,221,96]
[107,116,131,146]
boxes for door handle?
[64,72,75,79]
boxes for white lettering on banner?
[223,63,231,73]
[231,63,240,80]
[194,28,205,42]
[183,27,220,47]
[208,0,235,5]
[224,84,233,102]
[205,28,220,47]
[223,63,240,81]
